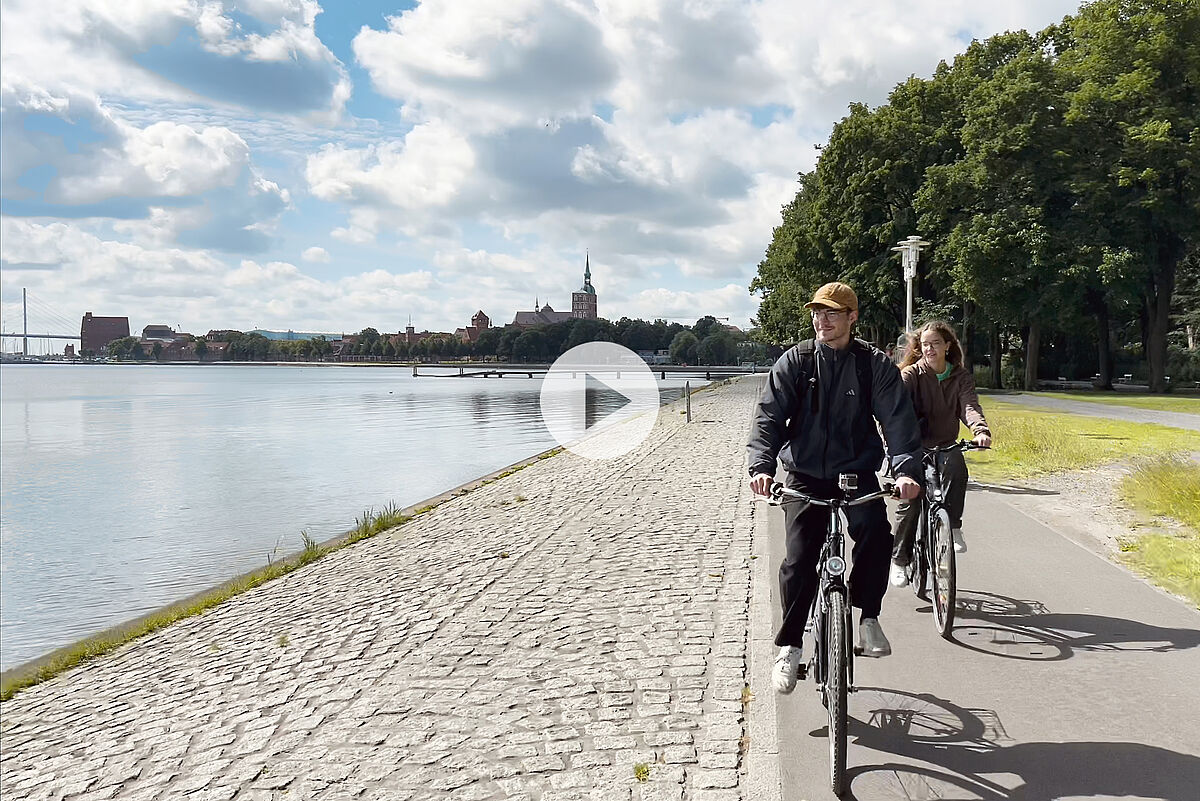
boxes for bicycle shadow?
[945,590,1200,660]
[846,688,1200,800]
[966,481,1059,497]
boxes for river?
[0,363,701,670]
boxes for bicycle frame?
[809,504,853,694]
[909,440,985,637]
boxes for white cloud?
[1,80,290,252]
[301,246,330,262]
[353,0,618,132]
[0,0,349,119]
[0,219,448,335]
[306,122,477,241]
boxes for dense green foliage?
[751,0,1199,392]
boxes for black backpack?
[792,337,875,419]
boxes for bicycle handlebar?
[930,439,991,453]
[767,482,896,507]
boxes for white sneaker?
[952,528,967,553]
[889,561,909,588]
[773,645,803,694]
[858,618,892,658]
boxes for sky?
[0,0,1086,344]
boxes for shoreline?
[0,444,563,693]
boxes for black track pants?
[775,471,893,647]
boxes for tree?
[497,327,522,362]
[193,338,208,361]
[474,327,503,359]
[512,330,547,363]
[923,41,1084,389]
[1055,0,1200,391]
[670,331,699,364]
[309,335,332,360]
[696,332,735,365]
[151,342,163,361]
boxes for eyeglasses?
[810,309,846,322]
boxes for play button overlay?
[540,342,660,459]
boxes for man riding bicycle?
[747,282,921,694]
[890,320,992,586]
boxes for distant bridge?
[1,289,81,357]
[412,363,762,380]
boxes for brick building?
[455,311,491,343]
[511,256,599,328]
[80,312,130,355]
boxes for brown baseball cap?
[803,281,858,312]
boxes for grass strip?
[1035,391,1200,415]
[964,400,1200,484]
[1117,533,1200,607]
[1117,455,1200,606]
[0,451,560,702]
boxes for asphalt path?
[991,394,1200,432]
[763,486,1200,800]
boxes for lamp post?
[891,235,930,334]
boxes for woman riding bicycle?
[890,321,992,587]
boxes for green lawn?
[1036,391,1200,415]
[964,400,1200,483]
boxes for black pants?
[776,471,893,648]
[892,448,968,566]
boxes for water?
[0,363,699,670]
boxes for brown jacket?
[901,361,990,448]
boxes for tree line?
[105,316,766,366]
[750,0,1198,391]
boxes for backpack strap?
[850,338,874,414]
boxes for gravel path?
[0,380,763,801]
[994,393,1200,431]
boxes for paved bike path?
[763,486,1200,800]
[990,393,1200,431]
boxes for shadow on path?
[967,481,1060,497]
[943,590,1200,661]
[846,688,1200,800]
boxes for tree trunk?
[1087,289,1113,390]
[1145,241,1181,393]
[1189,324,1196,350]
[961,300,972,372]
[1023,321,1041,391]
[990,324,1002,389]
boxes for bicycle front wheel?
[826,590,849,796]
[910,509,929,600]
[930,508,956,638]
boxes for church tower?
[572,252,598,320]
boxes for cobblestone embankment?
[0,378,765,801]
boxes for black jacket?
[747,339,921,481]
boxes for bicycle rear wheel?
[930,508,956,638]
[826,590,849,796]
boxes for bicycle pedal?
[797,664,808,681]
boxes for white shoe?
[773,645,803,694]
[858,618,892,658]
[889,561,909,588]
[952,528,966,553]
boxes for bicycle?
[905,440,988,638]
[766,474,895,797]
